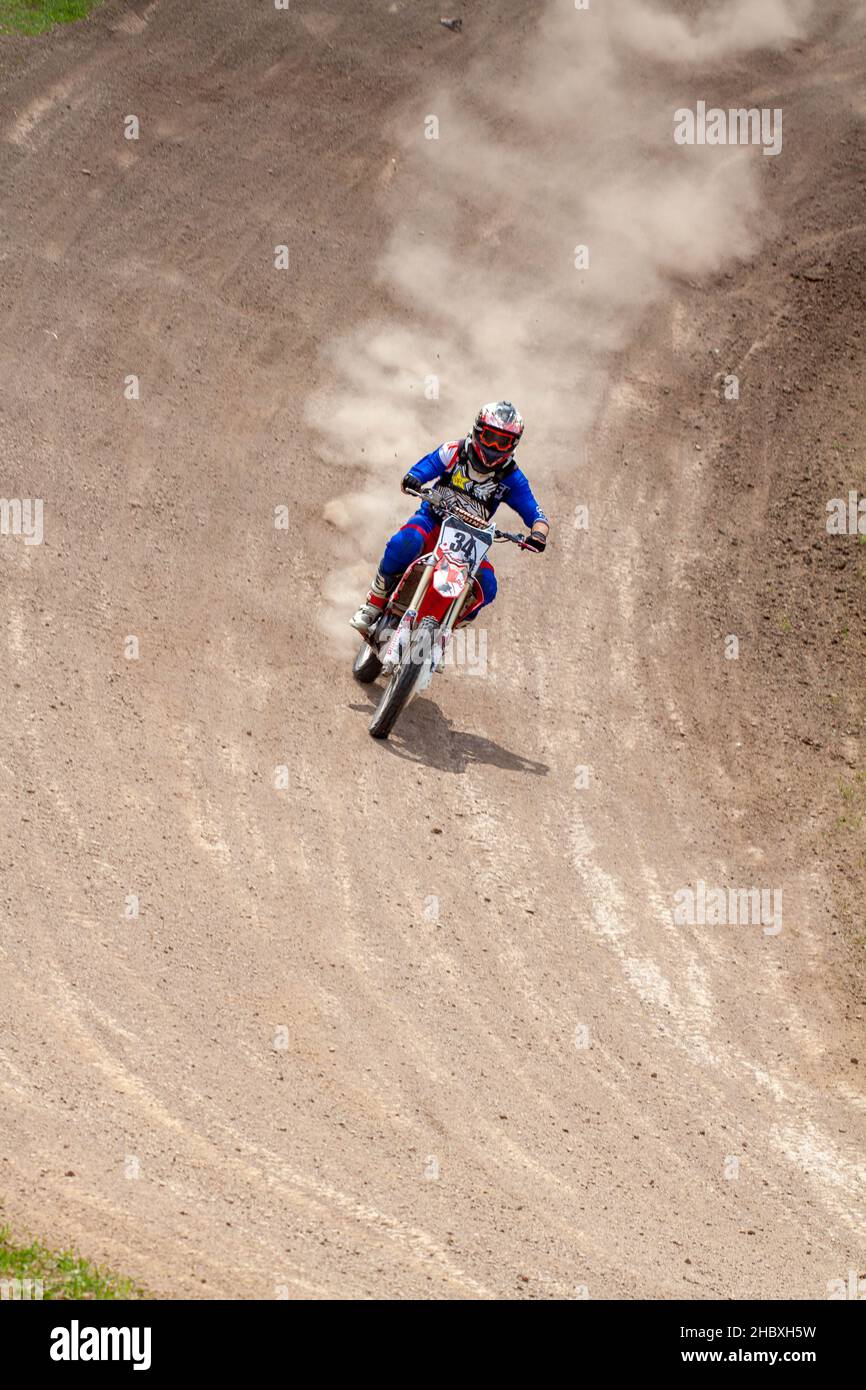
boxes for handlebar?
[416,483,484,526]
[402,478,528,547]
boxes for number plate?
[439,518,493,571]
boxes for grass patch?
[836,770,866,835]
[0,1,103,36]
[0,1226,143,1300]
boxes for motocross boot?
[350,569,397,636]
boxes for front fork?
[429,582,475,673]
[382,562,475,676]
[442,580,476,634]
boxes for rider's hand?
[523,527,548,553]
[401,472,424,497]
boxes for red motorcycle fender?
[391,551,484,624]
[424,573,484,623]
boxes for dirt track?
[1,0,866,1299]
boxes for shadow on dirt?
[349,695,550,775]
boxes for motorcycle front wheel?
[368,617,437,740]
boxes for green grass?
[836,770,866,835]
[0,0,103,35]
[0,1226,143,1300]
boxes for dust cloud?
[309,0,816,645]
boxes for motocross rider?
[350,401,549,635]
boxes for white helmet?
[470,400,524,472]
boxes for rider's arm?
[401,442,458,494]
[505,469,549,548]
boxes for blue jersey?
[407,439,547,529]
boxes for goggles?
[474,425,518,454]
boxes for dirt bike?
[352,482,529,740]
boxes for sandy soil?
[1,0,865,1299]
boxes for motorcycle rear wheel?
[352,639,383,684]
